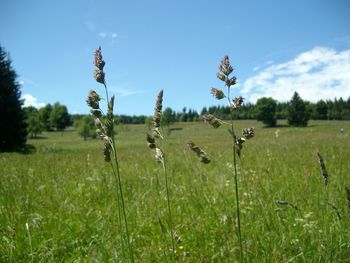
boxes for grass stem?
[161,157,176,261]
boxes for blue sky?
[1,0,350,115]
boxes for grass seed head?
[243,127,255,139]
[202,114,222,128]
[90,109,102,119]
[152,90,163,137]
[230,96,244,108]
[86,90,101,109]
[94,70,105,84]
[218,55,234,76]
[155,148,163,162]
[103,142,111,162]
[94,46,105,70]
[316,152,329,186]
[146,133,156,149]
[187,141,211,164]
[226,76,237,87]
[211,87,225,100]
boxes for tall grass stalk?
[25,223,34,263]
[87,47,134,263]
[200,56,254,262]
[160,156,176,260]
[227,83,243,263]
[146,90,175,261]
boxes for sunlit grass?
[0,120,350,262]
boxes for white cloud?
[109,85,144,97]
[115,88,144,97]
[21,94,46,108]
[241,47,350,103]
[98,32,118,39]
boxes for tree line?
[1,43,349,151]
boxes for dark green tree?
[161,107,176,128]
[0,46,27,151]
[50,102,70,131]
[255,97,277,127]
[287,92,310,127]
[314,100,328,120]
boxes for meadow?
[1,120,350,262]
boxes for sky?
[1,0,350,115]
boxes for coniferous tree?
[255,97,277,127]
[0,46,27,151]
[287,92,310,127]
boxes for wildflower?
[211,87,225,100]
[202,114,222,128]
[94,46,105,70]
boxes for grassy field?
[1,120,350,262]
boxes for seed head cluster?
[202,114,222,129]
[211,87,225,100]
[243,127,255,139]
[187,141,210,164]
[147,90,165,162]
[86,47,115,162]
[316,152,329,186]
[93,47,106,84]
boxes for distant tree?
[313,100,328,120]
[39,104,53,131]
[50,102,70,131]
[162,107,176,128]
[180,107,188,122]
[0,46,27,151]
[145,116,153,130]
[201,107,208,116]
[76,116,96,140]
[24,106,45,138]
[255,97,277,127]
[287,92,310,127]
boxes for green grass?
[1,120,350,262]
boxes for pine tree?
[0,46,27,151]
[287,91,310,127]
[255,97,277,127]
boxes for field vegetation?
[1,120,350,262]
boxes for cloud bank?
[241,47,350,103]
[21,94,46,108]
